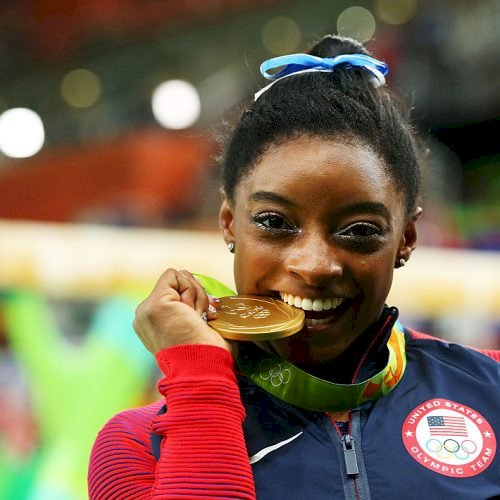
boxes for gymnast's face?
[219,135,417,363]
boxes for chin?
[273,322,359,364]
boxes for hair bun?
[308,35,370,58]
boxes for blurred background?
[0,0,499,498]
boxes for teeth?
[279,292,344,312]
[301,298,313,311]
[312,298,323,311]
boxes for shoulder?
[404,327,499,377]
[102,400,163,430]
[406,328,500,360]
[89,401,164,498]
[92,400,164,456]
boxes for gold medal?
[208,295,305,341]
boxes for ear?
[219,188,235,245]
[398,207,422,263]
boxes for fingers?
[148,268,221,320]
[178,270,209,315]
[172,270,222,319]
[149,268,208,315]
[207,296,221,320]
[133,267,232,355]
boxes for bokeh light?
[262,17,302,55]
[151,80,201,130]
[0,108,45,158]
[375,0,417,25]
[337,6,376,42]
[60,69,102,108]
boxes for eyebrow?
[248,191,296,207]
[249,192,390,219]
[337,202,391,220]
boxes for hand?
[133,269,231,355]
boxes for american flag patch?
[427,415,468,436]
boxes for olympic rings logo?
[259,362,291,387]
[425,438,478,461]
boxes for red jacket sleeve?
[88,344,256,499]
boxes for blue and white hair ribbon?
[255,53,389,100]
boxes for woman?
[88,35,499,499]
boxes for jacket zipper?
[326,314,393,498]
[327,413,360,500]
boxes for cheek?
[233,236,278,293]
[353,250,395,300]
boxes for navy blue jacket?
[153,329,499,499]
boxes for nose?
[285,232,343,288]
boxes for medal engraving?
[222,303,272,320]
[209,296,305,341]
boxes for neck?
[284,307,398,383]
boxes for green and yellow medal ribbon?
[237,323,406,412]
[197,274,407,412]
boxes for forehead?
[236,136,399,209]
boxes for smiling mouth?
[279,292,347,326]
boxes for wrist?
[156,344,235,380]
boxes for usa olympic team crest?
[402,399,496,478]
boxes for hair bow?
[255,53,389,100]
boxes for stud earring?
[398,258,406,268]
[227,242,235,253]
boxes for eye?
[252,212,296,233]
[336,222,386,252]
[338,222,383,239]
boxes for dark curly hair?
[221,35,422,217]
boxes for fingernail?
[201,312,207,322]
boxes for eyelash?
[337,222,385,240]
[336,223,386,253]
[252,212,297,234]
[252,214,385,243]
